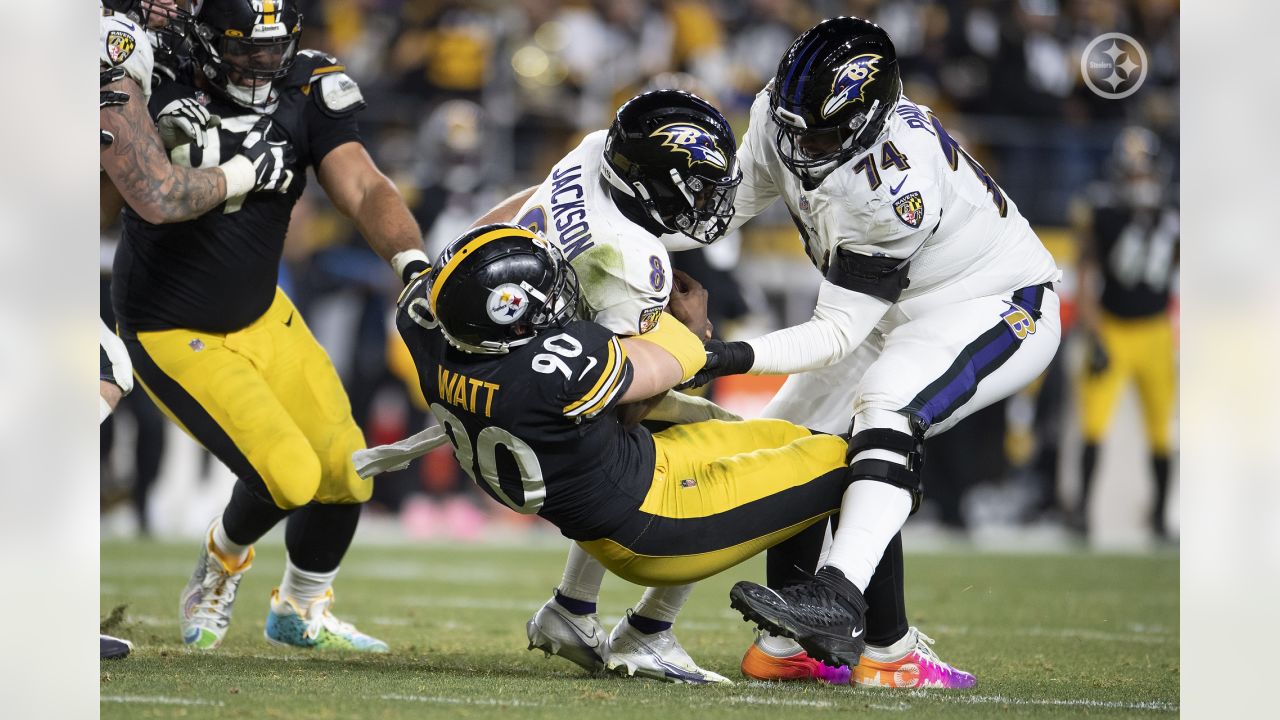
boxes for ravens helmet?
[427,224,580,355]
[601,89,741,246]
[770,17,902,187]
[191,0,302,111]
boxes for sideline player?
[1072,127,1178,539]
[686,17,1060,677]
[394,226,860,681]
[469,90,742,683]
[113,0,429,652]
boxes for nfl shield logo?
[893,191,925,229]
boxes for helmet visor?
[667,164,742,245]
[213,32,298,107]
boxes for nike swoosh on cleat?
[851,624,864,637]
[889,176,908,195]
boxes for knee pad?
[845,423,926,513]
[260,439,322,510]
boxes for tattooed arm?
[99,75,229,225]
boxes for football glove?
[240,117,296,193]
[676,339,755,390]
[156,97,221,150]
[100,67,129,147]
[1086,331,1110,375]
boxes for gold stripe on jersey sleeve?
[311,65,346,76]
[566,338,629,419]
[563,336,619,416]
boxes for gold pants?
[579,419,849,586]
[126,288,370,509]
[1080,313,1176,453]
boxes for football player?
[470,90,742,683]
[1072,127,1178,539]
[99,0,286,661]
[395,225,864,681]
[112,0,429,653]
[683,17,1061,681]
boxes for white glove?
[155,97,220,150]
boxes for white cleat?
[606,614,732,685]
[526,596,608,673]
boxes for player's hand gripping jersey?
[113,51,366,334]
[396,276,655,540]
[733,89,1059,299]
[513,131,673,337]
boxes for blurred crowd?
[102,0,1179,545]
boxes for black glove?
[677,339,755,390]
[100,67,129,147]
[1086,331,1110,375]
[401,260,430,285]
[240,116,297,193]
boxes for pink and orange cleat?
[741,627,976,689]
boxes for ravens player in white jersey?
[113,0,429,654]
[394,225,874,682]
[471,90,742,683]
[683,17,1061,681]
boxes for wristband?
[218,155,255,199]
[392,249,431,284]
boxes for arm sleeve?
[745,280,891,374]
[726,117,780,234]
[558,323,635,422]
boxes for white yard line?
[908,691,1178,712]
[101,695,225,707]
[380,694,545,707]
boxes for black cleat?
[100,634,133,660]
[729,566,868,668]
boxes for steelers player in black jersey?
[113,0,430,651]
[1072,127,1179,539]
[395,226,858,616]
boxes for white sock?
[279,558,338,608]
[824,479,912,591]
[210,516,251,566]
[865,627,916,659]
[558,543,607,604]
[757,631,804,656]
[632,584,693,624]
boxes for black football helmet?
[770,17,902,187]
[191,0,302,110]
[601,90,741,245]
[427,224,580,355]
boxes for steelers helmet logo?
[487,283,530,325]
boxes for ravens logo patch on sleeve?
[106,30,136,65]
[893,190,925,229]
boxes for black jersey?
[1089,191,1179,318]
[396,279,656,541]
[113,51,363,334]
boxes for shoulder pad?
[100,13,154,96]
[285,49,345,86]
[286,49,365,117]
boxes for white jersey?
[100,8,155,99]
[732,88,1059,298]
[515,131,672,337]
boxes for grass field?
[100,539,1178,719]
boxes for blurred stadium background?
[100,0,1179,550]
